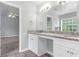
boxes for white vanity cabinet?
[28,33,79,57]
[28,34,38,55]
[28,34,47,56]
[53,38,79,57]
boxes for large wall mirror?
[47,16,52,31]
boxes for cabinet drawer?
[54,40,79,57]
[54,38,79,50]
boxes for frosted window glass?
[60,17,77,32]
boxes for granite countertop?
[28,31,79,41]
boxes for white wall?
[0,3,19,37]
[1,14,19,37]
[77,2,79,32]
[36,13,47,31]
[8,1,37,51]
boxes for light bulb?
[40,3,51,12]
[8,14,12,17]
[12,15,15,18]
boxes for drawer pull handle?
[70,52,74,55]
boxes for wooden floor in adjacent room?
[1,36,19,57]
[0,36,52,57]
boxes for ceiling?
[0,2,19,17]
[33,1,56,7]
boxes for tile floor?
[2,49,52,57]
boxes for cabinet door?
[54,44,79,57]
[70,48,79,57]
[28,34,38,54]
[53,38,79,57]
[54,43,71,57]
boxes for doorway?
[0,2,20,56]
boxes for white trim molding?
[19,48,29,52]
[47,51,53,56]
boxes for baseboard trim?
[28,49,40,56]
[1,35,19,38]
[46,51,53,56]
[19,49,53,56]
[19,48,29,52]
[28,49,50,56]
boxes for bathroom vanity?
[27,1,79,57]
[28,31,79,57]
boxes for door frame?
[1,1,22,52]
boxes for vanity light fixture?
[59,1,66,5]
[40,3,51,13]
[8,12,16,18]
[57,1,68,5]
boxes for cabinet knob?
[67,51,69,53]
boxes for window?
[60,17,77,32]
